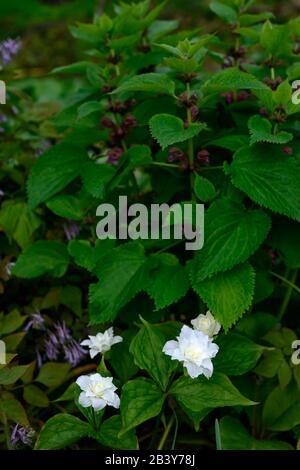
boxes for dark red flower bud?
[190,105,199,121]
[107,147,123,165]
[282,146,293,155]
[101,116,115,129]
[197,149,210,166]
[123,114,138,128]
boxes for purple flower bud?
[10,424,35,448]
[63,221,80,241]
[63,339,87,367]
[24,311,46,332]
[107,147,123,165]
[35,139,51,158]
[0,38,22,66]
[197,149,210,166]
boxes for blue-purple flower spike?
[0,38,22,66]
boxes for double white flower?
[81,327,122,358]
[163,312,221,379]
[76,373,120,411]
[191,310,221,338]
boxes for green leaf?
[120,378,165,433]
[68,240,96,272]
[51,61,91,75]
[77,101,103,119]
[194,175,217,202]
[248,115,293,145]
[0,200,41,249]
[61,285,82,317]
[207,134,249,151]
[150,114,207,150]
[82,162,116,199]
[0,365,30,385]
[143,253,189,310]
[239,12,274,27]
[192,199,271,281]
[27,143,89,209]
[112,73,176,96]
[109,331,139,384]
[35,414,90,450]
[46,195,84,221]
[190,262,255,331]
[89,243,147,324]
[0,396,29,426]
[98,416,138,450]
[170,373,255,415]
[214,333,263,375]
[260,21,291,57]
[220,416,293,450]
[130,318,177,391]
[210,0,237,23]
[225,145,300,222]
[12,241,70,278]
[202,67,269,95]
[0,309,27,336]
[263,383,300,431]
[23,384,49,408]
[35,363,71,388]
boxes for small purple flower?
[0,38,22,66]
[34,139,52,158]
[107,147,123,165]
[44,331,60,360]
[35,347,43,369]
[24,311,46,332]
[54,321,71,343]
[63,221,80,241]
[63,339,87,367]
[0,113,8,124]
[10,424,35,448]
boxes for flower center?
[184,345,203,362]
[91,382,105,398]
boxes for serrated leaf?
[225,145,300,222]
[190,262,255,331]
[202,67,269,95]
[82,162,116,199]
[112,73,176,96]
[46,195,84,221]
[27,143,89,209]
[143,253,189,310]
[149,114,207,150]
[248,115,293,145]
[12,241,69,279]
[35,414,90,450]
[192,199,271,281]
[120,378,165,433]
[89,243,147,324]
[0,200,41,249]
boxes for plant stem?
[277,269,298,321]
[270,270,300,296]
[186,81,195,200]
[157,414,175,450]
[151,161,179,169]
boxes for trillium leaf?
[112,73,176,96]
[23,384,49,408]
[0,396,29,426]
[192,199,271,281]
[225,144,300,222]
[262,382,300,432]
[12,241,70,279]
[248,115,293,145]
[170,372,255,414]
[35,414,90,450]
[0,365,30,385]
[214,333,264,376]
[97,416,138,450]
[130,318,178,391]
[35,363,71,388]
[220,416,293,450]
[149,114,207,150]
[120,378,165,433]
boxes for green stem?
[151,161,179,169]
[186,82,195,200]
[197,165,223,171]
[270,270,300,296]
[277,269,298,321]
[157,414,175,450]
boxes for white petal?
[80,339,91,347]
[91,398,106,411]
[112,335,123,345]
[90,348,100,359]
[162,340,179,357]
[185,362,202,379]
[78,392,92,408]
[76,375,91,391]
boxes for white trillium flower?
[162,325,219,379]
[81,327,122,358]
[191,311,221,338]
[76,373,120,411]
